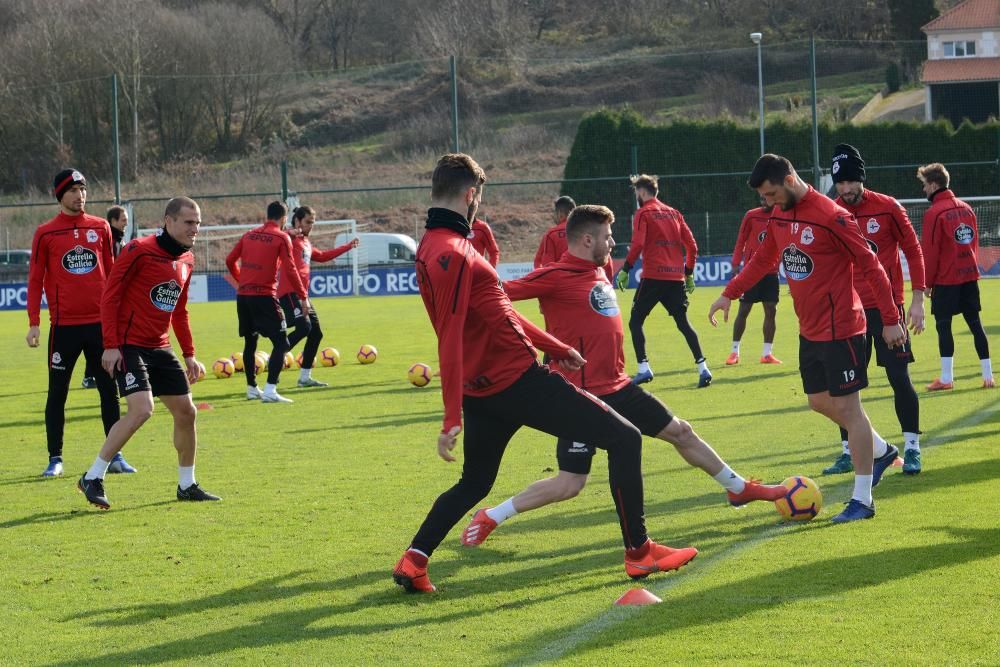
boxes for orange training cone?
[615,588,662,606]
[196,403,214,411]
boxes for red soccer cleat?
[727,479,787,507]
[760,354,783,364]
[460,508,498,547]
[926,378,954,391]
[725,352,740,366]
[624,540,698,580]
[393,550,436,593]
[984,378,996,389]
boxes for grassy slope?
[1,282,997,665]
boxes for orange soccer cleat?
[984,378,996,389]
[725,352,740,366]
[727,479,787,507]
[393,550,436,593]
[460,508,498,547]
[760,354,783,364]
[624,540,698,580]
[926,378,954,391]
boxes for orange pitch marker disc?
[614,588,662,606]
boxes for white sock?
[903,432,920,451]
[872,430,889,459]
[86,456,112,480]
[981,358,993,380]
[712,464,746,493]
[179,465,195,489]
[852,474,873,506]
[637,361,650,374]
[841,440,851,455]
[731,341,741,354]
[697,359,709,373]
[299,367,312,381]
[762,342,773,357]
[941,357,954,383]
[486,498,518,525]
[264,383,278,396]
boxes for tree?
[889,0,938,40]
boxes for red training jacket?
[416,214,573,433]
[731,207,778,276]
[625,198,697,282]
[921,189,980,287]
[505,253,631,397]
[27,212,114,327]
[533,219,567,269]
[101,234,195,357]
[724,187,898,341]
[277,235,355,298]
[468,219,500,267]
[226,221,306,298]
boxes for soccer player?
[533,195,576,269]
[392,154,697,593]
[615,174,711,388]
[468,216,500,267]
[917,163,994,390]
[709,154,907,523]
[460,205,786,547]
[77,196,219,509]
[25,169,131,478]
[823,144,927,476]
[226,200,307,403]
[726,199,782,366]
[83,205,130,391]
[278,205,359,387]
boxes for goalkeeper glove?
[615,270,629,291]
[684,274,696,295]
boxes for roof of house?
[922,0,1000,32]
[922,56,1000,83]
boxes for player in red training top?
[77,197,219,509]
[918,162,994,391]
[25,169,129,479]
[278,205,358,388]
[458,205,786,547]
[709,154,907,524]
[727,199,782,366]
[392,154,697,594]
[822,144,927,477]
[467,217,500,267]
[226,200,307,404]
[615,174,712,388]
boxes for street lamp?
[750,32,764,156]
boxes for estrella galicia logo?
[955,223,974,245]
[757,230,767,243]
[150,280,182,312]
[782,244,814,281]
[62,245,98,275]
[866,239,879,254]
[589,282,620,317]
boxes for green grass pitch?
[1,281,998,665]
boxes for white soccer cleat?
[246,386,263,400]
[261,391,293,404]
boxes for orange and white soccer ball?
[212,357,235,379]
[283,352,295,369]
[357,344,378,364]
[295,352,305,368]
[408,363,433,387]
[230,352,245,372]
[774,476,823,521]
[319,347,341,367]
[254,351,269,374]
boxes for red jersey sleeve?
[514,311,571,358]
[534,231,555,269]
[503,267,558,302]
[837,216,900,326]
[920,209,941,289]
[890,200,925,292]
[679,213,697,272]
[624,209,645,266]
[312,241,354,263]
[279,235,307,298]
[731,212,753,267]
[483,224,500,267]
[723,227,779,300]
[26,226,48,327]
[101,242,140,349]
[225,237,243,283]
[171,273,195,357]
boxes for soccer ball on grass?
[212,357,235,379]
[319,347,341,367]
[774,476,822,521]
[408,363,433,387]
[357,344,378,364]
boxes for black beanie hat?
[831,144,865,183]
[53,168,86,202]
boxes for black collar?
[156,228,190,257]
[425,207,470,236]
[928,187,950,203]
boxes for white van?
[333,232,417,266]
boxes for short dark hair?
[566,204,614,242]
[292,205,315,225]
[431,153,486,200]
[554,195,576,217]
[106,205,126,224]
[917,163,949,189]
[267,200,288,221]
[630,174,658,196]
[748,154,794,189]
[165,196,198,218]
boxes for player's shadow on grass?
[0,500,175,529]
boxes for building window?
[943,40,976,57]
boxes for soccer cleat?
[926,378,953,391]
[872,443,899,487]
[246,386,263,400]
[624,540,698,580]
[461,508,498,547]
[902,449,922,475]
[725,352,740,366]
[177,483,221,501]
[631,369,654,385]
[727,479,787,507]
[822,452,854,475]
[830,498,875,523]
[261,391,293,404]
[760,354,783,364]
[393,551,436,593]
[77,474,110,510]
[697,370,713,388]
[984,377,996,389]
[42,456,64,477]
[107,452,137,474]
[81,376,97,389]
[297,377,329,388]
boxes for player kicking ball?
[77,197,219,509]
[462,205,786,546]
